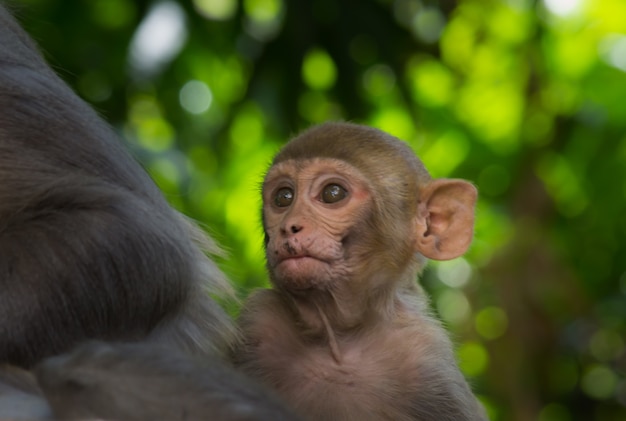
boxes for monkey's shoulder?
[234,289,298,365]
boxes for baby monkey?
[234,122,487,421]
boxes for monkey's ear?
[414,179,477,261]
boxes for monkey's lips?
[277,254,320,266]
[275,254,328,274]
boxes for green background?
[12,0,626,419]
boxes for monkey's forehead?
[263,158,367,183]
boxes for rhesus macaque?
[234,122,487,420]
[34,342,298,421]
[0,4,235,368]
[0,365,52,420]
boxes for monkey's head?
[262,122,476,294]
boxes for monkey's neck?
[282,286,403,364]
[284,280,400,339]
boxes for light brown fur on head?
[272,123,433,280]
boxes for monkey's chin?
[274,257,327,291]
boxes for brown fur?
[234,122,486,420]
[0,3,236,367]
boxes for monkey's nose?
[290,224,303,234]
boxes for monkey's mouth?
[275,254,328,270]
[277,254,316,264]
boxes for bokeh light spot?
[180,80,213,114]
[436,258,472,288]
[457,342,489,377]
[302,48,337,90]
[437,289,471,325]
[193,0,237,20]
[475,307,509,340]
[581,364,618,400]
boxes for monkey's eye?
[274,187,294,207]
[321,184,347,204]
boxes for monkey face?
[262,158,372,291]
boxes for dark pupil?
[275,188,293,207]
[322,184,346,203]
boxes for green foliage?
[21,0,626,419]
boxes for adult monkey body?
[0,4,235,367]
[35,342,297,421]
[234,122,487,420]
[0,5,300,420]
[0,342,299,421]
